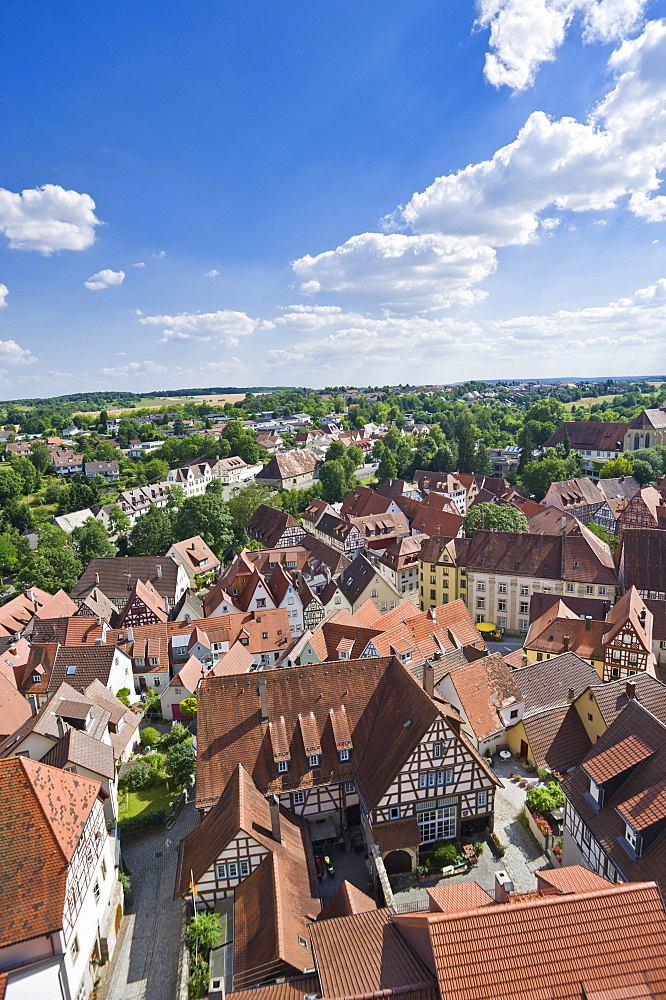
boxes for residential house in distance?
[504,652,600,772]
[616,485,666,539]
[562,684,666,895]
[419,537,470,610]
[0,587,77,638]
[0,673,31,740]
[19,642,135,706]
[84,460,120,479]
[53,508,96,534]
[412,471,467,513]
[301,496,336,531]
[255,449,321,490]
[247,504,307,549]
[338,553,402,615]
[167,535,220,584]
[0,758,123,1000]
[117,579,169,627]
[214,455,263,484]
[52,448,84,476]
[313,512,366,556]
[543,421,628,478]
[542,478,605,524]
[349,511,411,551]
[339,485,401,519]
[70,555,189,610]
[167,461,212,497]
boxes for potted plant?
[474,841,484,857]
[417,864,428,881]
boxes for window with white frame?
[71,936,80,962]
[519,601,529,614]
[277,759,289,773]
[612,667,620,678]
[477,582,485,592]
[520,585,529,596]
[308,754,320,768]
[519,619,528,632]
[477,790,488,808]
[498,583,507,594]
[339,748,350,762]
[498,617,507,628]
[371,589,378,598]
[93,881,100,902]
[433,742,442,759]
[216,860,251,880]
[498,600,506,612]
[419,768,453,788]
[344,781,354,793]
[292,790,305,805]
[476,597,485,610]
[389,806,401,820]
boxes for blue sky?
[1,0,665,397]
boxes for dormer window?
[587,777,603,809]
[262,632,269,639]
[32,673,40,684]
[339,748,350,762]
[623,822,641,856]
[308,754,320,768]
[240,637,249,645]
[277,758,289,774]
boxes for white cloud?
[291,232,497,311]
[476,0,648,90]
[84,268,125,291]
[397,20,666,244]
[102,359,169,378]
[205,269,220,277]
[133,261,146,268]
[0,184,101,254]
[0,339,38,365]
[138,309,272,345]
[0,284,8,308]
[154,250,167,259]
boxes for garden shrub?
[140,726,161,747]
[432,842,459,866]
[118,808,168,834]
[119,763,159,791]
[526,781,564,817]
[160,722,191,749]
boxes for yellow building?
[418,537,469,612]
[338,553,402,616]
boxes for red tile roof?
[0,757,101,948]
[317,880,377,921]
[536,865,613,894]
[372,817,421,853]
[427,882,494,912]
[583,734,655,784]
[616,777,666,831]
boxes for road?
[99,802,199,1000]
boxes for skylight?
[66,664,77,674]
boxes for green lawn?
[118,784,174,821]
[360,476,378,485]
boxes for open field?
[73,391,257,417]
[564,383,665,411]
[118,784,173,821]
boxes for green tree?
[346,444,363,468]
[325,440,346,462]
[71,518,115,563]
[186,912,222,959]
[599,456,635,479]
[15,543,82,593]
[226,481,276,544]
[179,697,198,718]
[318,459,350,502]
[587,522,617,550]
[431,445,454,473]
[463,502,529,536]
[116,687,132,708]
[518,456,576,501]
[107,505,132,537]
[473,443,493,477]
[457,423,476,474]
[29,440,51,474]
[377,450,398,481]
[0,468,23,505]
[140,726,161,747]
[143,458,169,484]
[128,506,174,556]
[165,741,196,786]
[626,448,664,485]
[0,534,18,573]
[171,489,234,555]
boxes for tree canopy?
[463,502,529,536]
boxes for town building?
[255,450,321,490]
[543,421,628,477]
[70,556,189,610]
[167,535,220,584]
[418,537,470,611]
[246,504,307,549]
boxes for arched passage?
[383,849,412,875]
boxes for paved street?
[99,802,199,1000]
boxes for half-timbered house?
[195,656,499,873]
[117,578,169,627]
[247,505,307,549]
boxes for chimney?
[258,677,269,723]
[585,619,591,631]
[101,620,108,643]
[25,589,34,603]
[29,694,38,717]
[423,660,435,699]
[563,635,570,652]
[521,652,528,667]
[127,626,134,642]
[185,614,192,626]
[626,679,636,700]
[95,572,99,585]
[430,607,437,623]
[567,687,575,703]
[156,564,163,579]
[270,794,283,844]
[494,870,514,903]
[56,715,66,738]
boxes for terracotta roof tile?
[449,653,522,740]
[372,817,421,853]
[317,880,377,921]
[536,865,613,894]
[0,673,31,739]
[522,704,592,772]
[426,882,494,912]
[583,734,655,784]
[226,976,320,1000]
[544,421,629,452]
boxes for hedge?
[118,808,169,835]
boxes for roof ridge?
[404,879,660,924]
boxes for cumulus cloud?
[205,269,220,277]
[133,261,146,268]
[84,268,125,290]
[0,284,8,308]
[477,0,648,90]
[291,232,497,311]
[102,359,169,378]
[138,309,273,345]
[0,339,38,365]
[397,20,666,244]
[0,184,101,254]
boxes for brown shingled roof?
[317,880,377,921]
